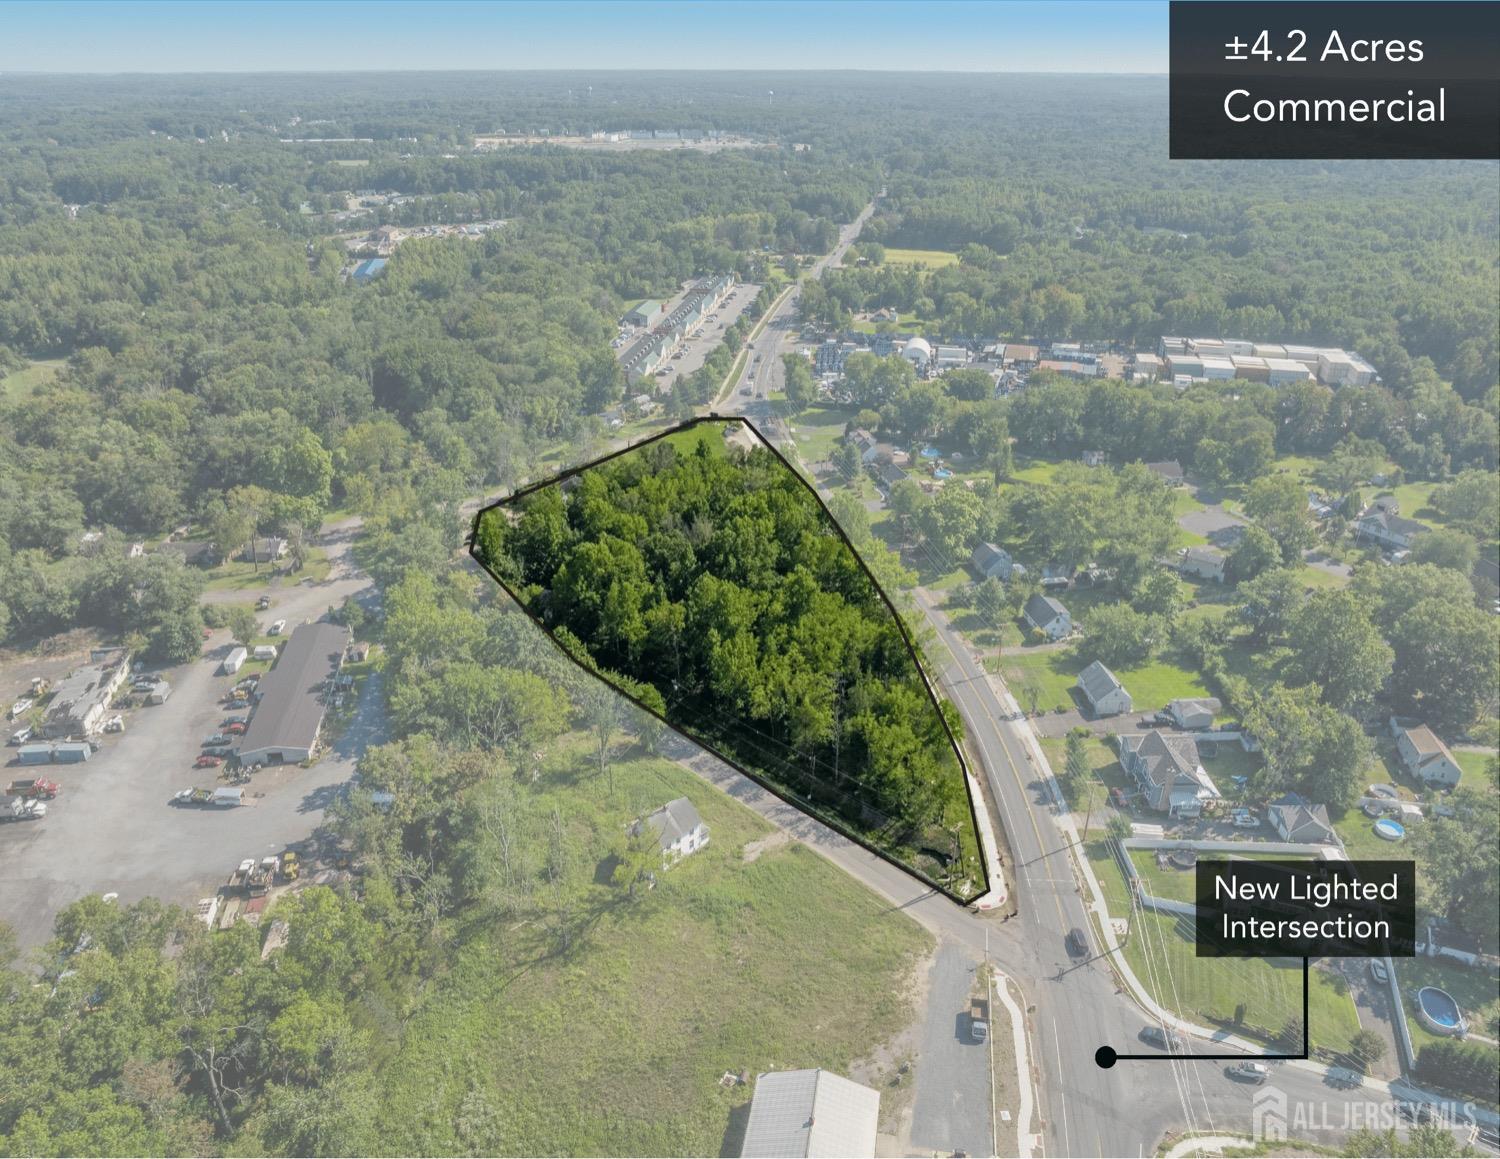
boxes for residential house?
[1356,509,1430,552]
[1163,697,1222,731]
[633,797,710,864]
[1081,450,1107,467]
[239,537,288,564]
[1394,725,1464,788]
[1145,460,1185,486]
[1118,731,1220,817]
[1178,546,1227,583]
[971,542,1017,582]
[847,428,881,464]
[1076,660,1132,717]
[1268,793,1336,844]
[1023,593,1071,641]
[874,460,907,493]
[161,539,219,568]
[740,1069,879,1159]
[42,651,132,738]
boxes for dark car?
[1066,927,1088,958]
[1141,1025,1184,1052]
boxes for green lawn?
[198,545,331,592]
[1040,732,1126,827]
[998,646,1209,716]
[1007,456,1066,485]
[1,357,66,400]
[1453,748,1497,788]
[781,403,858,468]
[1087,842,1362,1058]
[358,744,933,1155]
[881,247,959,268]
[1395,955,1500,1052]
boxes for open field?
[1087,842,1362,1058]
[1,357,66,400]
[198,546,332,592]
[998,647,1209,716]
[360,743,933,1156]
[881,247,960,268]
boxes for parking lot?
[617,281,761,397]
[0,521,381,950]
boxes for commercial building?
[43,650,131,738]
[900,336,932,369]
[234,622,351,766]
[624,299,663,328]
[740,1069,879,1158]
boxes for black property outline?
[1096,957,1310,1067]
[467,414,993,907]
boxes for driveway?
[909,939,995,1157]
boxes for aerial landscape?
[0,3,1497,1157]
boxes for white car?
[269,619,287,636]
[1229,1061,1271,1084]
[103,715,125,733]
[9,698,34,720]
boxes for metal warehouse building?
[234,622,351,766]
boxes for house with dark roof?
[1268,793,1336,844]
[633,797,709,863]
[160,539,219,568]
[1356,509,1430,552]
[873,460,907,493]
[1076,660,1131,717]
[740,1069,879,1159]
[971,541,1017,582]
[1145,460,1185,486]
[1118,731,1219,817]
[234,622,350,766]
[1394,724,1464,787]
[1163,697,1221,731]
[847,428,881,464]
[1023,593,1071,641]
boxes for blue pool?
[1416,986,1467,1036]
[920,446,941,459]
[933,467,953,479]
[1373,818,1405,841]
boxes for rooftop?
[740,1069,879,1158]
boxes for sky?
[0,1,1167,73]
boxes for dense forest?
[474,426,980,894]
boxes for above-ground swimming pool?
[1416,986,1467,1036]
[933,467,953,479]
[1374,818,1405,841]
[920,446,941,459]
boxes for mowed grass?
[1087,842,1362,1057]
[782,403,859,468]
[361,746,932,1156]
[998,646,1209,715]
[881,247,960,268]
[198,545,332,592]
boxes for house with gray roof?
[1118,731,1220,817]
[1023,593,1072,641]
[1356,509,1430,552]
[1076,660,1131,717]
[1145,460,1185,486]
[1394,724,1464,788]
[971,541,1017,582]
[1163,697,1222,731]
[740,1069,879,1158]
[633,797,709,864]
[1268,793,1336,844]
[1177,546,1227,583]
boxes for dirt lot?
[0,522,382,951]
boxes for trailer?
[221,647,247,675]
[173,786,243,809]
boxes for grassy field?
[998,646,1209,716]
[1,357,66,400]
[360,745,933,1156]
[881,247,959,269]
[1087,841,1362,1058]
[1454,747,1497,787]
[1039,732,1125,825]
[782,403,859,468]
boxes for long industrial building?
[234,621,351,766]
[618,274,734,384]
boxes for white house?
[635,797,709,864]
[971,542,1017,582]
[1081,449,1107,467]
[1118,731,1219,817]
[741,1069,879,1159]
[1356,509,1429,552]
[1076,660,1131,717]
[847,428,881,464]
[1023,593,1072,641]
[1178,546,1227,583]
[1394,725,1464,788]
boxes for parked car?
[103,714,125,733]
[1140,1025,1184,1052]
[1231,808,1259,828]
[225,722,246,735]
[1228,1061,1271,1084]
[9,725,34,746]
[255,595,272,610]
[1368,959,1388,984]
[203,733,230,747]
[269,619,287,636]
[194,755,223,769]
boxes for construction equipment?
[1,796,46,823]
[247,856,278,896]
[279,851,300,882]
[6,777,60,800]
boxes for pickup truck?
[969,995,990,1044]
[1,795,46,822]
[6,777,60,800]
[173,787,243,808]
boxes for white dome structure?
[901,336,932,366]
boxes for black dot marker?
[1095,1045,1117,1069]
